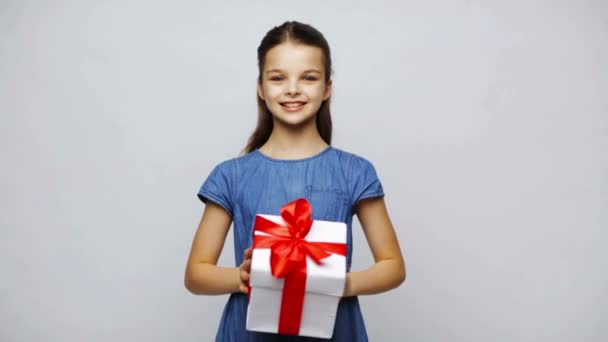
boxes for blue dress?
[197,145,385,341]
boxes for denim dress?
[197,145,384,341]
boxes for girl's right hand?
[238,247,252,294]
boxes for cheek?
[263,86,283,100]
[309,85,327,99]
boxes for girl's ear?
[323,79,332,101]
[257,82,265,100]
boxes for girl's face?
[257,41,332,127]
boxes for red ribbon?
[252,198,347,336]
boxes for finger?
[243,259,251,271]
[239,284,249,294]
[239,258,251,270]
[240,269,250,282]
[244,247,252,258]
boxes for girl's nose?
[286,81,300,95]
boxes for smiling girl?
[185,20,406,341]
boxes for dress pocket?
[306,186,346,221]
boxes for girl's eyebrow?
[265,68,322,74]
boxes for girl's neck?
[258,119,329,160]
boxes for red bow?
[252,198,347,335]
[253,198,346,278]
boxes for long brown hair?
[242,21,333,154]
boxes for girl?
[185,21,406,341]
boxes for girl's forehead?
[264,42,324,72]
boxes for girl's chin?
[272,112,316,127]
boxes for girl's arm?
[343,197,406,297]
[184,201,243,295]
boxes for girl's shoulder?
[208,150,257,172]
[330,146,385,205]
[329,146,380,173]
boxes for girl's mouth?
[280,102,307,112]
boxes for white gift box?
[245,213,347,339]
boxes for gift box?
[245,198,347,339]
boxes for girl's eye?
[269,75,317,82]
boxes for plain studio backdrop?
[1,1,607,341]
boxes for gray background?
[1,0,607,341]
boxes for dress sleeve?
[350,155,385,208]
[197,160,235,216]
